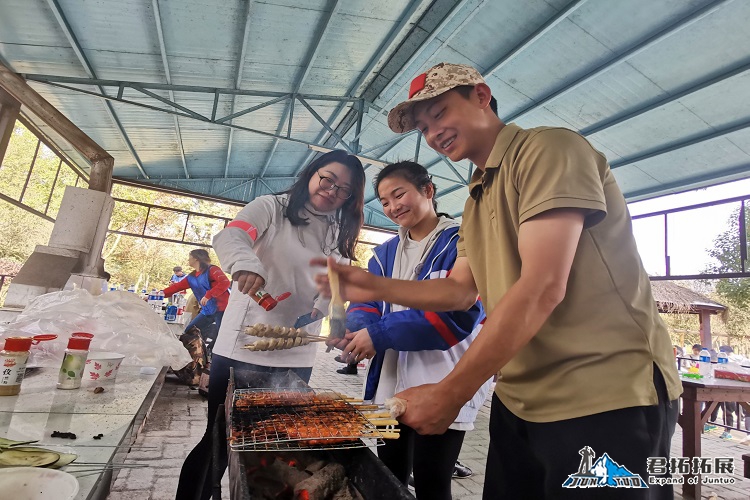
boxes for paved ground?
[108,344,750,499]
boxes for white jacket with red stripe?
[212,194,342,367]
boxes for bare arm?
[313,256,478,312]
[397,208,585,433]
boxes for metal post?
[663,214,670,277]
[352,100,364,153]
[740,202,747,273]
[414,133,421,162]
[44,159,63,215]
[19,139,41,202]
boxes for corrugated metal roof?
[1,0,749,229]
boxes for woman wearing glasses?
[176,149,365,500]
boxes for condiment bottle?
[251,290,291,311]
[0,337,33,396]
[57,336,92,389]
[252,289,278,311]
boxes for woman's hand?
[343,328,375,363]
[232,271,265,295]
[326,328,351,351]
[199,296,209,306]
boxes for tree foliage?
[704,206,750,308]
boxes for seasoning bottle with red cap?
[252,290,291,311]
[57,335,92,390]
[0,337,34,396]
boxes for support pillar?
[698,310,712,349]
[0,87,21,163]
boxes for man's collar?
[468,124,521,198]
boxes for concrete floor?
[107,344,750,499]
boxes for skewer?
[243,324,327,339]
[66,462,149,467]
[241,336,327,351]
[35,443,159,449]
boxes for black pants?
[710,402,738,427]
[377,424,465,500]
[175,355,313,500]
[483,367,678,499]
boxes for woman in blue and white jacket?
[333,161,491,500]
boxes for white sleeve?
[212,195,277,282]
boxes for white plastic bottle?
[716,351,729,375]
[699,349,713,378]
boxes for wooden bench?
[743,453,750,479]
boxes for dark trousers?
[175,355,312,500]
[483,367,678,500]
[710,401,738,427]
[377,424,465,500]
[185,311,224,342]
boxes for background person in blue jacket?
[329,161,491,500]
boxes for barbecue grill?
[219,368,413,500]
[229,388,386,451]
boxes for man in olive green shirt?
[315,63,680,499]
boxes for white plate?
[0,467,79,499]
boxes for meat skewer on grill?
[243,324,325,339]
[241,336,326,351]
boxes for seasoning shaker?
[0,337,33,396]
[57,335,93,389]
[0,334,57,396]
[251,290,291,311]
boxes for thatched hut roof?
[649,280,727,315]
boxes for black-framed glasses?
[317,171,352,200]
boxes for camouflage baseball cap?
[387,62,485,133]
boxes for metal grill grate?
[229,388,385,451]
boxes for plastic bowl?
[0,468,79,499]
[85,352,125,381]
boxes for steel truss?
[23,74,386,162]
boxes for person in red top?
[162,249,230,347]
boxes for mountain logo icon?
[562,447,648,489]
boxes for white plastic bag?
[0,289,191,369]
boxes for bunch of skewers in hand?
[242,324,327,351]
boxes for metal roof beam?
[366,0,582,164]
[484,0,588,78]
[297,96,355,154]
[152,0,189,179]
[24,74,372,104]
[215,95,290,124]
[610,117,750,170]
[505,0,732,123]
[263,0,342,174]
[353,0,485,143]
[297,0,429,171]
[624,162,750,201]
[224,0,255,178]
[580,58,750,137]
[28,79,391,166]
[45,0,148,178]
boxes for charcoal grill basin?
[229,445,414,500]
